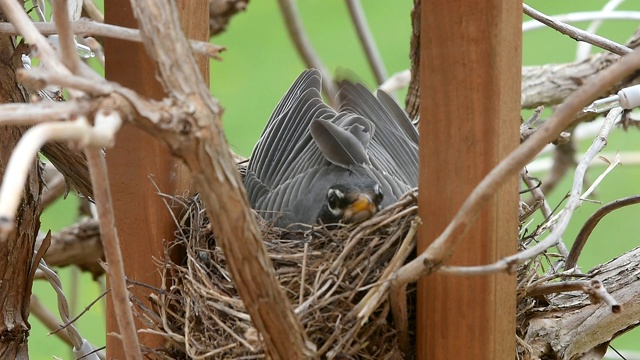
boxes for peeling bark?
[0,12,42,358]
[523,246,640,360]
[36,219,103,279]
[405,0,420,119]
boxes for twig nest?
[134,190,418,359]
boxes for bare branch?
[52,0,82,74]
[523,4,631,56]
[436,108,622,277]
[346,0,387,85]
[0,101,91,126]
[85,146,141,360]
[565,194,640,270]
[41,163,67,209]
[276,0,337,104]
[36,218,104,278]
[0,110,122,229]
[128,0,315,357]
[82,0,104,23]
[525,279,620,312]
[41,143,92,198]
[523,11,640,32]
[0,20,224,59]
[525,247,640,358]
[521,169,570,257]
[30,294,75,348]
[575,0,626,61]
[391,42,640,304]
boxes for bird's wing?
[245,69,335,207]
[310,115,372,168]
[337,82,419,188]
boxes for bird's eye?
[374,184,383,203]
[327,188,344,210]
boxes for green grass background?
[29,1,640,358]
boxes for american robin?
[244,69,418,229]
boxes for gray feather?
[310,118,371,168]
[244,69,419,228]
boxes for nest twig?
[134,190,418,359]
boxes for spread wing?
[245,69,419,225]
[244,69,335,213]
[337,82,419,189]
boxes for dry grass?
[133,190,418,359]
[128,173,584,360]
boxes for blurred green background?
[29,0,640,358]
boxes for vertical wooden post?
[417,1,521,359]
[103,1,208,358]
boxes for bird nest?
[134,190,419,359]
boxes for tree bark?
[0,13,42,358]
[405,0,420,119]
[523,246,640,360]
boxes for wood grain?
[417,1,521,358]
[103,1,204,357]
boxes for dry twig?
[276,0,336,104]
[0,20,225,59]
[390,41,640,347]
[346,0,387,85]
[134,190,418,359]
[566,194,640,270]
[523,4,631,56]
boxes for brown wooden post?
[103,1,208,358]
[417,1,521,359]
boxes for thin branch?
[575,0,625,60]
[585,279,621,313]
[525,279,620,313]
[38,260,100,358]
[129,0,315,358]
[345,0,387,85]
[0,117,112,230]
[436,108,622,277]
[52,0,81,74]
[525,279,589,296]
[51,290,109,336]
[36,218,104,277]
[379,69,410,93]
[29,294,75,348]
[82,0,104,23]
[276,0,337,104]
[523,11,640,32]
[539,139,577,197]
[0,0,69,74]
[0,20,224,60]
[521,170,570,257]
[0,101,92,125]
[525,247,640,357]
[391,42,640,308]
[565,194,640,271]
[523,4,631,56]
[41,164,66,209]
[18,66,114,96]
[85,146,142,360]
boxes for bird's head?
[317,181,384,225]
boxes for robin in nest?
[244,69,418,229]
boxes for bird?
[243,69,418,229]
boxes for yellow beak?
[343,194,377,223]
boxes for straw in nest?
[134,190,419,359]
